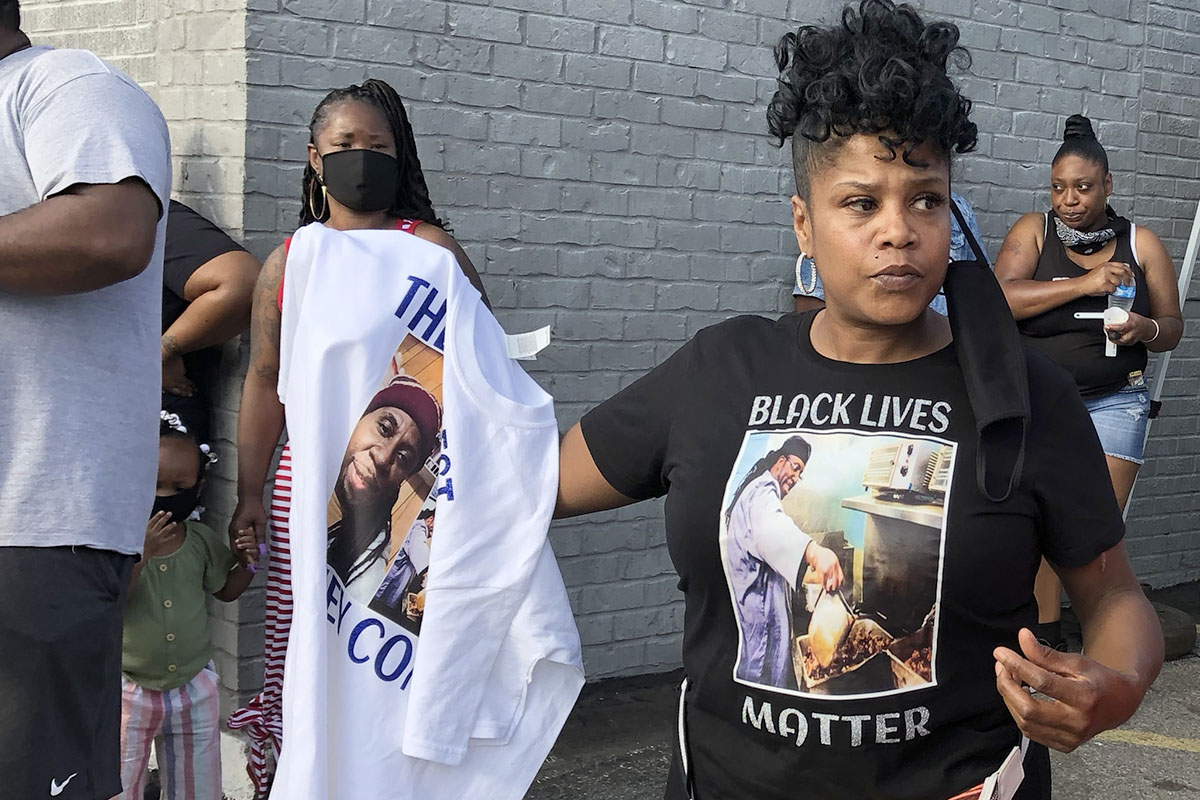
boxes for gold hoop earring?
[308,179,328,222]
[796,253,818,294]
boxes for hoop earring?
[308,179,328,222]
[796,253,818,294]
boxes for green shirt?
[122,520,237,690]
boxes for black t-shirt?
[581,311,1123,800]
[1017,212,1150,399]
[162,200,248,397]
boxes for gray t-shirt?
[0,46,171,554]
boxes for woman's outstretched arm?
[555,423,638,519]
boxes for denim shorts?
[1083,385,1150,465]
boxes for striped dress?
[225,447,292,798]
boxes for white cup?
[1103,307,1128,357]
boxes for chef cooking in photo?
[723,435,845,690]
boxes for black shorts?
[0,546,135,800]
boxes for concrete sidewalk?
[528,587,1200,800]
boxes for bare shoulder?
[411,223,491,306]
[251,243,287,317]
[1134,223,1171,261]
[250,243,288,365]
[259,243,288,288]
[994,213,1045,280]
[1010,212,1045,236]
[264,242,288,269]
[998,213,1043,252]
[412,222,457,250]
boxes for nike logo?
[50,773,77,796]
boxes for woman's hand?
[162,350,195,397]
[1079,262,1133,297]
[229,497,267,568]
[1104,311,1156,347]
[145,511,181,559]
[994,628,1142,753]
[805,542,845,592]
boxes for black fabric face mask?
[943,199,1030,503]
[319,149,399,213]
[153,486,200,523]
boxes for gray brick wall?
[1119,0,1200,585]
[17,0,1200,688]
[241,0,1200,680]
[19,0,157,85]
[241,0,806,682]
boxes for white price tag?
[979,742,1026,800]
[504,325,552,361]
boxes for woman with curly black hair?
[556,2,1162,798]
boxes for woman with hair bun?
[556,3,1162,798]
[995,114,1182,648]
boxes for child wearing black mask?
[116,411,256,800]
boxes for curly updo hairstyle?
[1052,114,1109,174]
[767,0,978,198]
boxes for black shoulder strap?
[949,198,987,265]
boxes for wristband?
[1147,318,1160,343]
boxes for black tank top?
[1017,212,1149,399]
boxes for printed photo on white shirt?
[326,333,445,634]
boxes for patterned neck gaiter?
[1054,206,1130,255]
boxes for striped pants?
[118,665,221,800]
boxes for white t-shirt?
[0,46,170,554]
[271,224,583,799]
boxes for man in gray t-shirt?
[0,2,170,796]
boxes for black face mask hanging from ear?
[943,198,1030,503]
[319,149,399,213]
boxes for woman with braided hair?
[295,78,488,293]
[556,2,1162,797]
[226,78,488,795]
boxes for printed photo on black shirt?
[720,429,955,699]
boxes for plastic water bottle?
[1105,281,1136,356]
[1108,281,1136,315]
